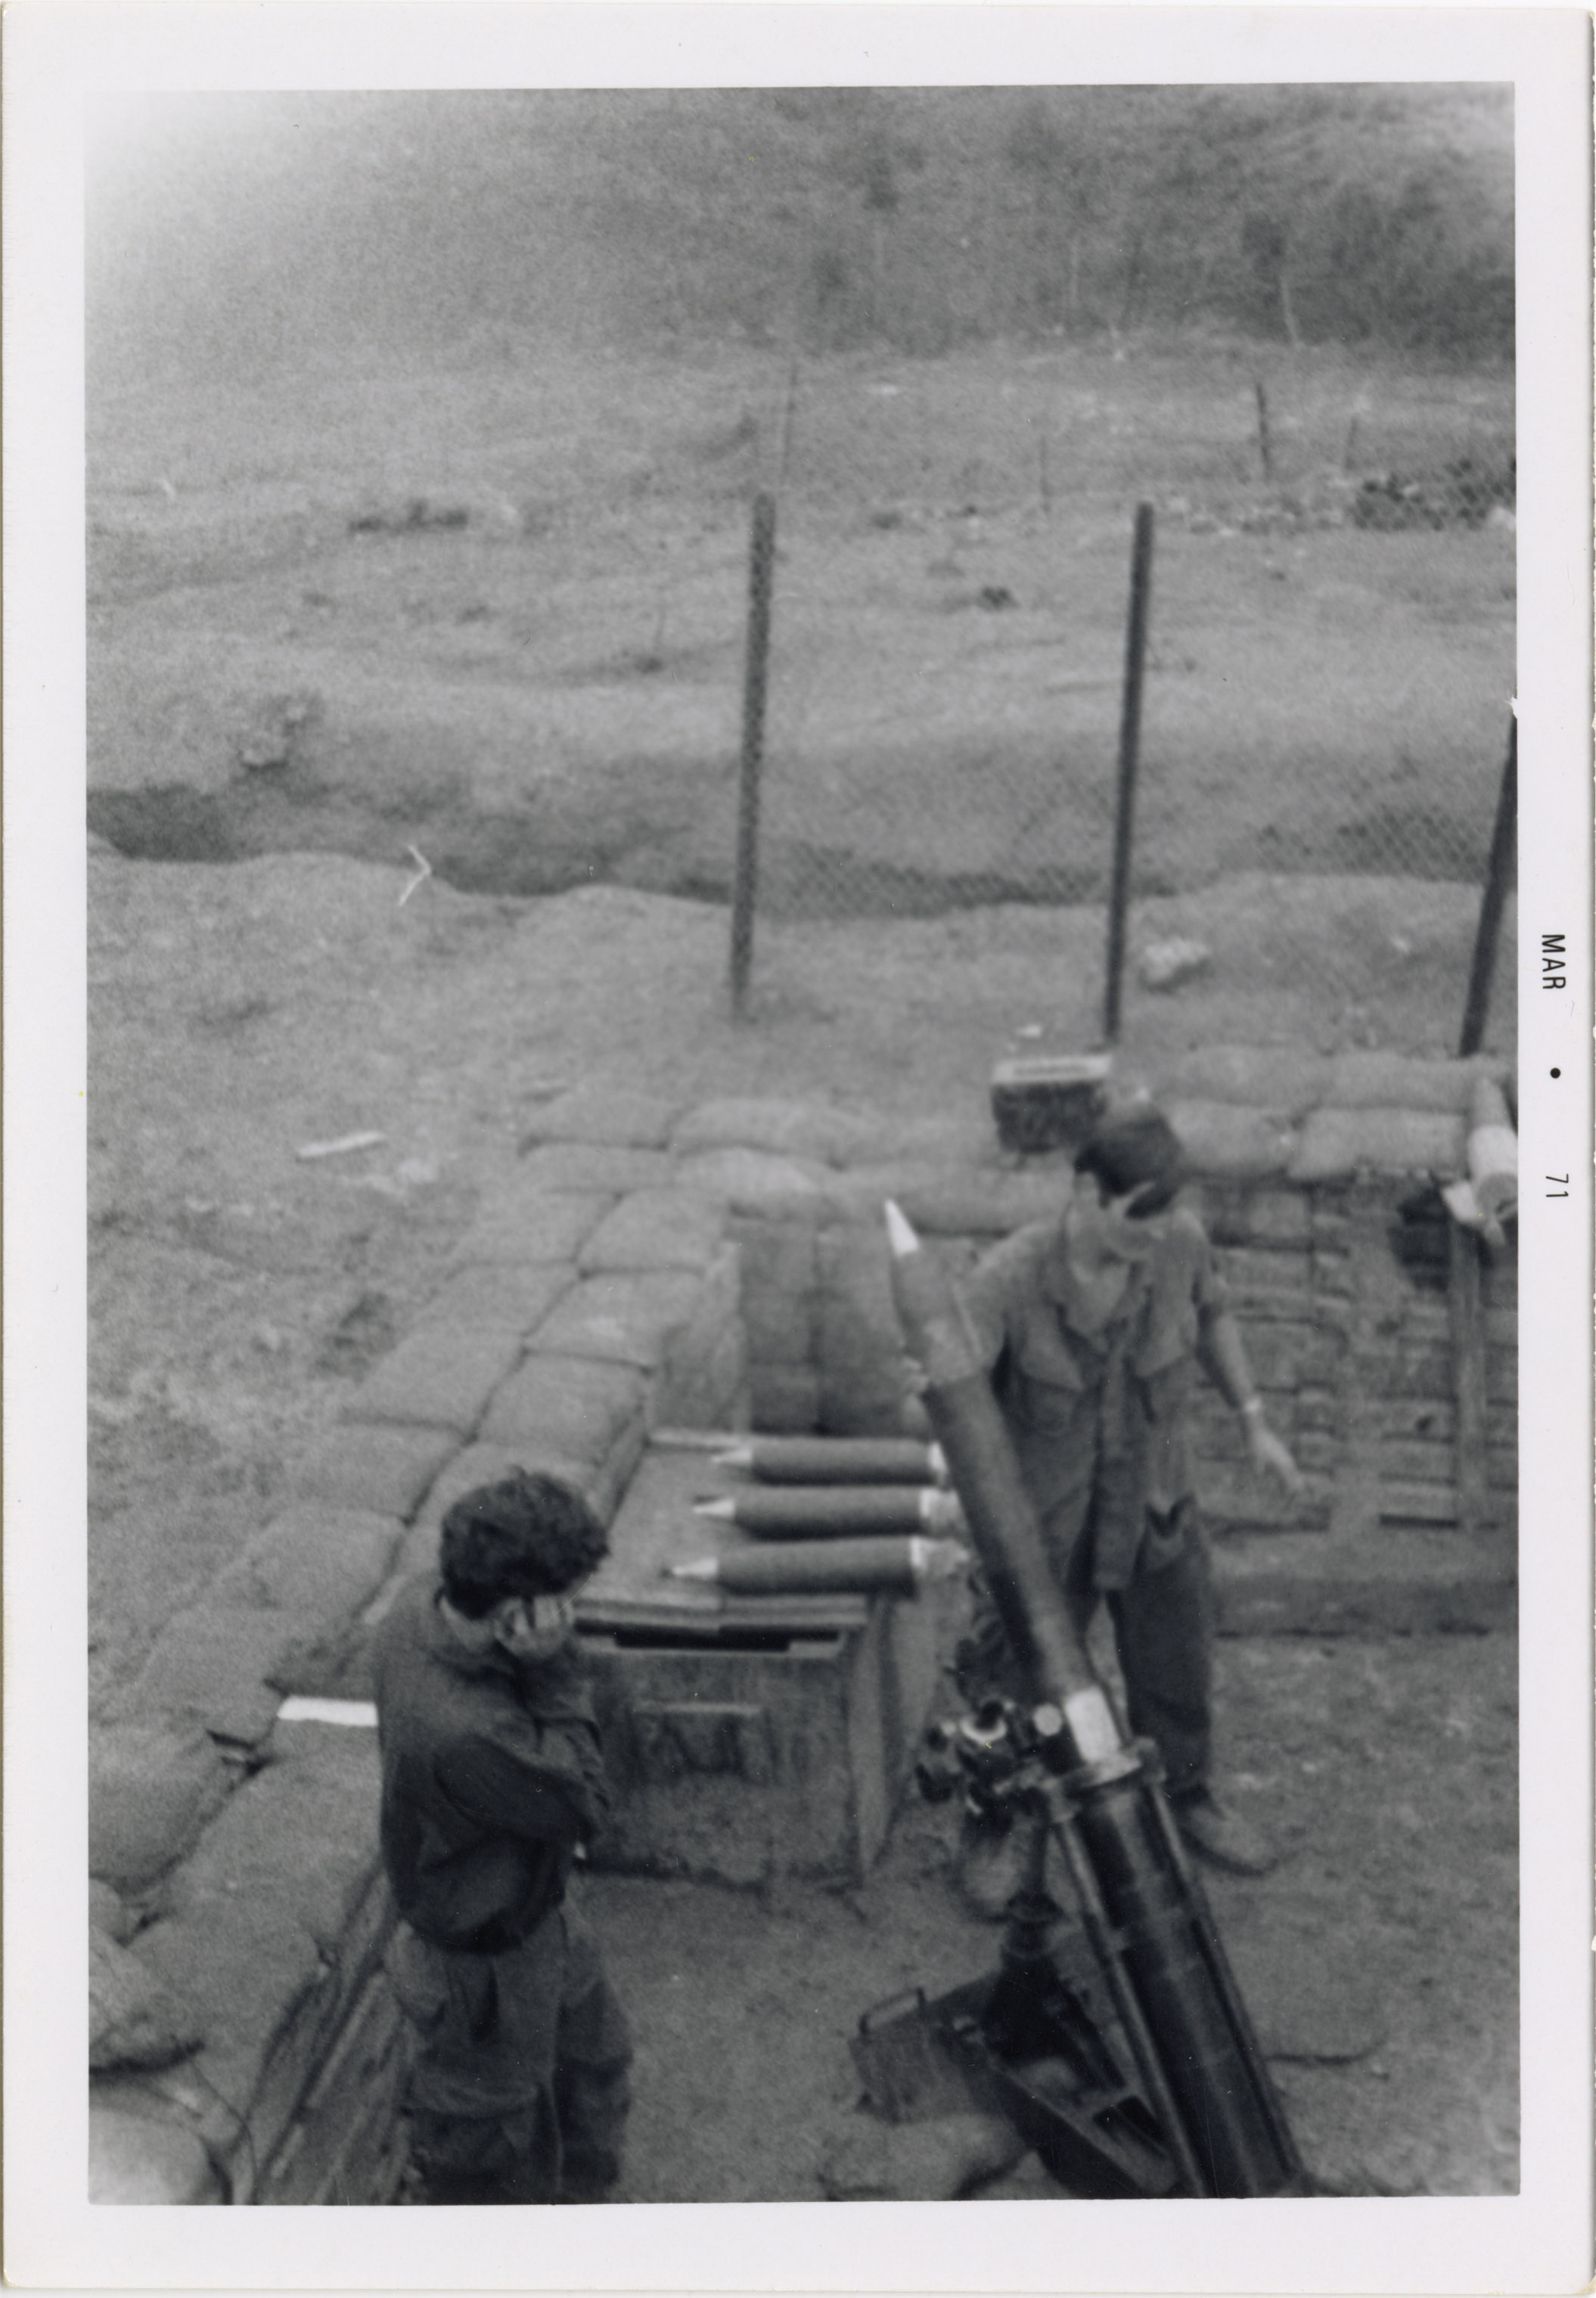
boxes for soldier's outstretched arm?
[1197,1308,1304,1499]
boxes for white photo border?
[5,5,1590,2290]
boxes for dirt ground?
[88,849,1519,2199]
[593,1624,1518,2202]
[86,337,1518,2201]
[88,341,1514,939]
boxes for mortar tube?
[882,1200,1121,1763]
[883,1197,1304,2197]
[1067,1763,1303,2195]
[1140,1763,1307,2184]
[1048,1793,1209,2200]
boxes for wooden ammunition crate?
[990,1054,1112,1156]
[576,1447,947,1887]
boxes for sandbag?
[1290,1106,1467,1182]
[1166,1101,1296,1180]
[90,1927,203,2072]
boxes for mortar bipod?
[852,1769,1178,2200]
[911,1698,1306,2197]
[951,1790,1181,2200]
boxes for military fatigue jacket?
[960,1207,1230,1588]
[374,1573,613,1950]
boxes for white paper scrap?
[295,1131,387,1161]
[276,1697,379,1728]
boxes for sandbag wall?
[87,1057,1516,2206]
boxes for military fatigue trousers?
[388,1896,632,2205]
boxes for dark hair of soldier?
[439,1470,610,1618]
[1073,1106,1186,1220]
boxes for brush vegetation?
[88,85,1513,389]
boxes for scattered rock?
[314,1288,400,1377]
[347,497,469,536]
[235,691,320,772]
[818,2110,1027,2200]
[1139,938,1213,992]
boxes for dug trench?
[86,760,1485,917]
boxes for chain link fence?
[723,345,1514,1051]
[85,331,1515,1056]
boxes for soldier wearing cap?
[945,1105,1302,1904]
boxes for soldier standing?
[942,1105,1303,1910]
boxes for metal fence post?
[1254,380,1274,481]
[729,489,777,1017]
[1102,502,1156,1045]
[1458,716,1517,1057]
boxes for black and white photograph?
[5,5,1591,2290]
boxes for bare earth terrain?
[88,850,1519,2199]
[88,338,1518,2197]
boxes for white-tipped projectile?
[692,1486,964,1539]
[666,1535,968,1596]
[882,1195,1118,1734]
[883,1197,919,1259]
[712,1435,949,1487]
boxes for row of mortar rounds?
[88,1051,1515,2201]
